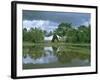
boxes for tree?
[23,28,31,42]
[45,31,53,37]
[23,27,44,43]
[54,22,90,43]
[66,28,78,43]
[77,25,91,43]
[55,22,72,37]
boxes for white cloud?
[81,19,90,26]
[23,20,58,32]
[82,21,90,26]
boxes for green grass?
[23,42,90,47]
[23,42,35,46]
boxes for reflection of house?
[44,35,61,41]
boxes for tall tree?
[55,22,72,37]
[23,27,44,43]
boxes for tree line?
[23,22,90,43]
[54,23,90,43]
[23,28,44,43]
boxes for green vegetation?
[54,23,90,43]
[23,43,90,69]
[23,27,44,43]
[23,22,90,43]
[23,22,91,69]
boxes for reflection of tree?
[23,44,90,64]
[23,45,44,59]
[52,45,71,63]
[52,45,90,64]
[52,45,58,52]
[56,49,73,63]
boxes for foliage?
[44,31,53,37]
[55,22,91,43]
[23,28,44,43]
[23,22,90,43]
[77,25,91,43]
[54,22,72,37]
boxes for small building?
[44,35,61,42]
[44,35,53,41]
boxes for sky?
[23,10,90,32]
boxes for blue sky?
[23,10,90,32]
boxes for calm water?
[23,44,90,69]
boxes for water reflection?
[23,47,58,64]
[23,44,90,68]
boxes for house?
[44,35,53,41]
[44,35,61,42]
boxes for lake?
[23,43,90,69]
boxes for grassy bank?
[23,42,90,47]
